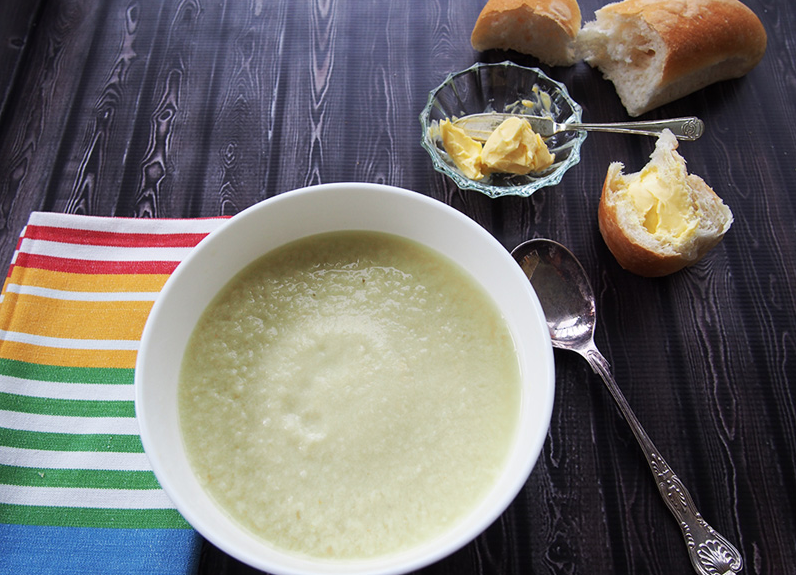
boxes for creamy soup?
[179,230,521,559]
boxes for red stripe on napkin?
[22,225,212,248]
[12,253,181,275]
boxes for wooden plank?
[114,0,229,218]
[199,0,291,213]
[42,2,166,217]
[0,0,106,272]
[0,0,44,119]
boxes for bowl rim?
[135,182,555,575]
[419,61,587,198]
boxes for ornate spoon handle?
[584,346,743,575]
[566,116,705,141]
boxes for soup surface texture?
[179,231,521,559]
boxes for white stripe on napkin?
[0,330,139,351]
[0,446,152,472]
[17,239,195,262]
[0,484,176,509]
[3,284,161,302]
[26,211,227,234]
[0,375,133,401]
[0,410,140,435]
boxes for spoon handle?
[584,346,743,575]
[565,117,704,141]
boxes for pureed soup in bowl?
[179,230,522,559]
[135,183,554,575]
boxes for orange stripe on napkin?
[0,341,137,369]
[0,293,153,341]
[5,267,170,293]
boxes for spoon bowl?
[511,238,743,575]
[512,239,595,352]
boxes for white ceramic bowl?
[135,182,554,575]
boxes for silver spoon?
[453,113,704,141]
[512,238,742,575]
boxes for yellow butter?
[439,119,484,180]
[481,116,555,175]
[627,164,698,241]
[526,87,552,112]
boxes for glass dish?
[420,61,586,198]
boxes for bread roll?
[577,0,767,116]
[598,130,733,277]
[471,0,582,66]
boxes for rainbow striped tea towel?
[0,212,228,574]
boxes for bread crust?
[598,0,767,84]
[471,0,582,66]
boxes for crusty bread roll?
[598,130,733,277]
[471,0,582,66]
[577,0,767,116]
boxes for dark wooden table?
[2,0,794,573]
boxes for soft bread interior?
[599,130,733,276]
[577,12,665,116]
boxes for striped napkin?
[0,212,228,574]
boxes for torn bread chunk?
[598,129,733,276]
[471,0,582,66]
[577,0,767,116]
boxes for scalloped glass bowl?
[420,62,586,198]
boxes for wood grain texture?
[0,0,104,256]
[0,0,44,120]
[44,1,157,216]
[0,0,794,573]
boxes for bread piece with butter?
[598,130,733,277]
[471,0,582,66]
[577,0,767,116]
